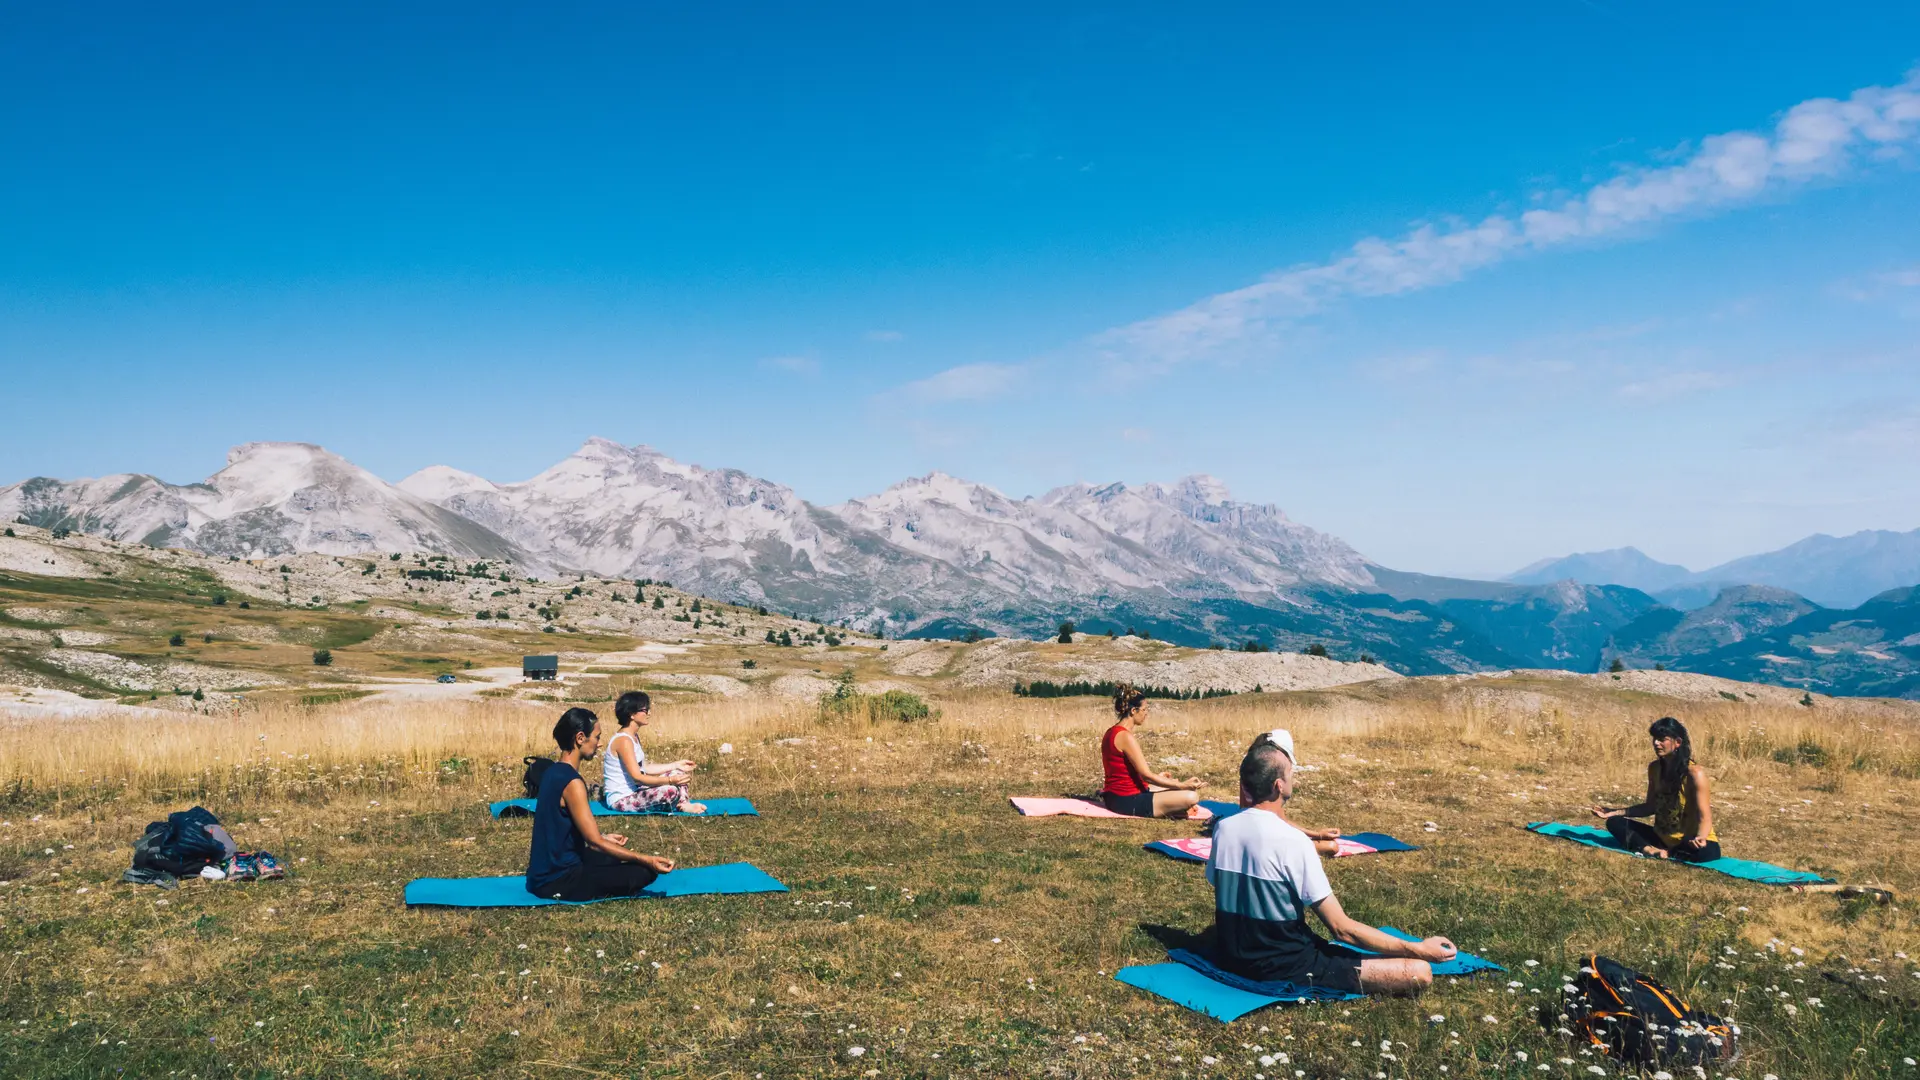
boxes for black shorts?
[1101,790,1156,817]
[1299,941,1365,993]
[1221,938,1365,994]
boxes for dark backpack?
[132,806,229,876]
[522,756,555,798]
[1556,954,1738,1068]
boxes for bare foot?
[678,801,707,815]
[1640,845,1669,859]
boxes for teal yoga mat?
[404,862,788,907]
[1116,961,1353,1021]
[489,796,757,819]
[1119,928,1500,1021]
[1526,822,1834,886]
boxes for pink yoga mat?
[1010,796,1214,820]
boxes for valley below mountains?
[6,438,1918,698]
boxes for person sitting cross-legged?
[1205,734,1455,997]
[604,690,705,815]
[527,708,676,902]
[1590,715,1720,863]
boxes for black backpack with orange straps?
[1554,954,1738,1068]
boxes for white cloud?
[1616,370,1734,403]
[760,355,820,376]
[896,362,1023,404]
[865,329,906,343]
[1098,69,1920,374]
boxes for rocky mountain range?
[7,438,1919,695]
[0,443,547,570]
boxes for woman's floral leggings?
[609,785,690,812]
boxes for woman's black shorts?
[1100,790,1156,817]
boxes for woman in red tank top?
[1099,684,1205,817]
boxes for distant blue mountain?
[1507,529,1920,610]
[1506,547,1694,594]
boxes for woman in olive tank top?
[1590,716,1721,863]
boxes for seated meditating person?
[604,690,705,815]
[527,708,677,901]
[1206,734,1455,996]
[1100,683,1204,818]
[1254,728,1343,858]
[1590,716,1720,862]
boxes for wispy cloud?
[760,354,820,376]
[1833,265,1920,307]
[895,362,1023,404]
[1616,370,1735,403]
[865,329,906,343]
[1093,69,1920,377]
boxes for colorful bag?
[1557,954,1738,1068]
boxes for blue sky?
[4,3,1920,577]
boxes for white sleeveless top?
[602,730,645,804]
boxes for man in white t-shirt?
[1205,732,1454,996]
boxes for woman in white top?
[603,690,705,814]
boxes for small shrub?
[1608,657,1625,673]
[778,630,793,647]
[1305,643,1328,658]
[1773,738,1831,768]
[1242,640,1269,653]
[1056,620,1076,644]
[168,633,185,647]
[653,596,665,609]
[741,659,756,669]
[202,633,213,643]
[2,527,11,537]
[312,649,332,666]
[238,601,250,609]
[191,688,204,702]
[1358,652,1376,664]
[1800,692,1815,707]
[211,593,227,606]
[1719,690,1740,701]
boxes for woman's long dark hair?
[1112,683,1146,720]
[1649,715,1692,790]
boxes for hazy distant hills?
[7,439,1920,697]
[1508,533,1920,610]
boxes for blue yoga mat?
[1145,831,1419,865]
[1120,928,1501,1020]
[404,862,788,907]
[1117,961,1352,1021]
[489,796,758,819]
[1199,799,1245,820]
[1339,927,1504,976]
[1526,822,1834,886]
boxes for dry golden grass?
[2,678,1917,1078]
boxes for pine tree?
[1057,620,1076,644]
[1609,657,1625,673]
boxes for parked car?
[436,674,456,684]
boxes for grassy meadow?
[2,682,1917,1079]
